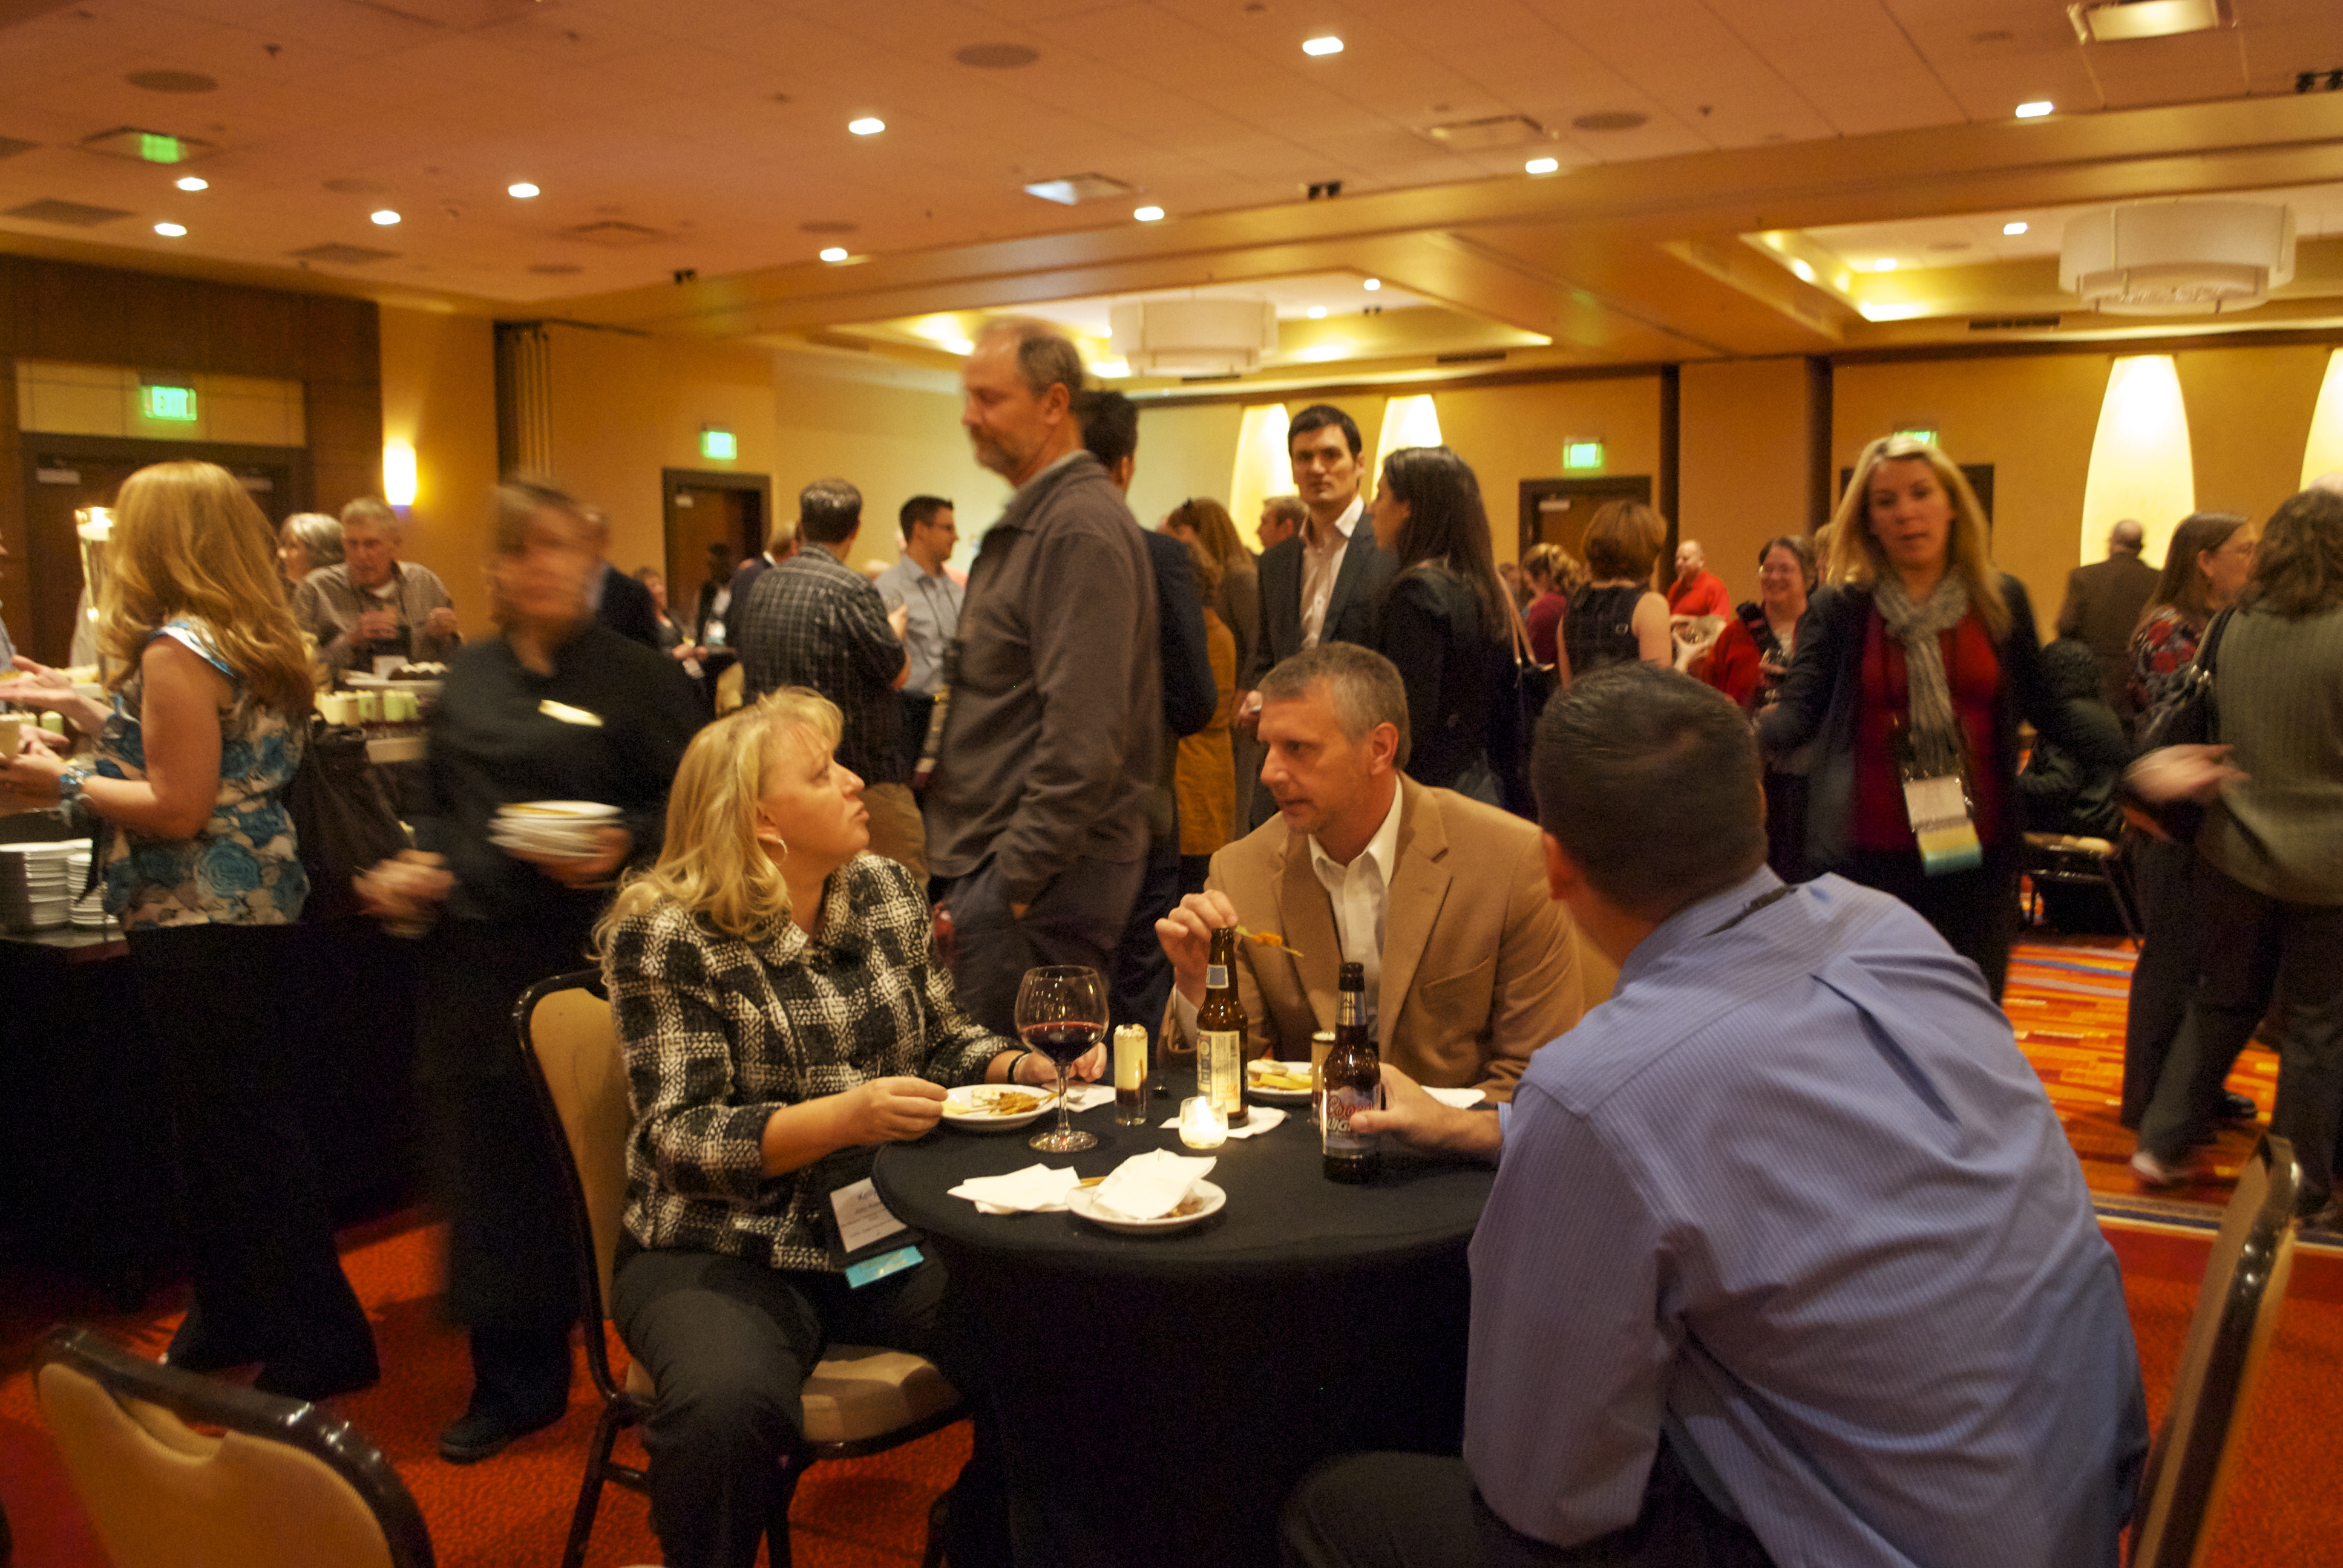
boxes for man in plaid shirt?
[735,479,925,878]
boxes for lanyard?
[1703,883,1797,938]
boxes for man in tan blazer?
[1158,643,1601,1098]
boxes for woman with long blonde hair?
[596,688,1093,1568]
[1760,435,2126,996]
[1,460,376,1400]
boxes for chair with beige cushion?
[2128,1132,2300,1567]
[515,969,964,1568]
[33,1324,433,1568]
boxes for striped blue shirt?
[1471,868,2146,1566]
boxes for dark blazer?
[1145,528,1216,739]
[1375,564,1506,794]
[1246,516,1396,688]
[1757,573,2127,877]
[597,565,664,650]
[2056,553,2159,717]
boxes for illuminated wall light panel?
[1377,395,1443,460]
[1562,439,1605,471]
[1228,403,1294,551]
[2301,348,2343,491]
[1525,156,1559,175]
[382,440,418,507]
[140,384,197,421]
[2080,355,2194,568]
[701,427,738,462]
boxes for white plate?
[1067,1179,1227,1233]
[1246,1061,1315,1103]
[500,800,621,820]
[941,1086,1058,1131]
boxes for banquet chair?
[32,1324,433,1568]
[515,969,966,1568]
[2127,1132,2301,1568]
[2019,832,2142,944]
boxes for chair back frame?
[32,1325,435,1568]
[2128,1132,2300,1568]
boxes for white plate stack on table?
[65,846,111,931]
[487,800,620,860]
[0,841,77,932]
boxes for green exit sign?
[701,427,736,461]
[139,132,183,164]
[1893,428,1939,448]
[1562,439,1605,471]
[140,385,198,421]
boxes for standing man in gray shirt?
[875,494,962,785]
[294,498,460,676]
[926,318,1161,1035]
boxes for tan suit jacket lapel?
[1274,831,1342,1038]
[1377,779,1451,1055]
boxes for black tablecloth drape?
[876,1069,1495,1568]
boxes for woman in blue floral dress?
[0,460,377,1400]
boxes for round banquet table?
[873,1067,1496,1568]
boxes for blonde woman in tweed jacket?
[596,687,1100,1568]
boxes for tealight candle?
[1179,1095,1227,1150]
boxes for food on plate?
[387,662,447,679]
[967,1088,1042,1116]
[1234,925,1304,959]
[1247,1060,1314,1091]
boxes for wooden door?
[1518,475,1655,563]
[661,469,770,635]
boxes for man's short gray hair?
[1256,642,1411,771]
[340,496,401,536]
[1263,495,1308,526]
[976,316,1086,402]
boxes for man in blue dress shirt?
[1284,662,2146,1568]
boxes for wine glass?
[1015,965,1104,1153]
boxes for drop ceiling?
[0,0,2340,378]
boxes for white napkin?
[1424,1086,1486,1108]
[949,1163,1080,1215]
[1159,1105,1288,1140]
[1092,1149,1216,1221]
[1062,1083,1118,1112]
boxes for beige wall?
[1435,377,1663,566]
[379,306,499,633]
[1679,358,1810,604]
[1131,401,1246,534]
[2175,344,2332,524]
[768,354,1006,573]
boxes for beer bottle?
[1197,926,1250,1128]
[1322,960,1380,1183]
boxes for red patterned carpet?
[3,939,2337,1566]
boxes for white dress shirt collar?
[1304,494,1365,550]
[1306,779,1406,1026]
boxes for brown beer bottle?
[1197,926,1250,1128]
[1322,961,1380,1182]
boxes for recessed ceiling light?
[2003,221,2029,236]
[1873,258,1897,272]
[819,246,850,262]
[370,209,401,226]
[1302,36,1343,56]
[1363,278,1381,290]
[174,175,207,192]
[2014,100,2054,118]
[1307,305,1328,319]
[508,182,539,198]
[848,117,886,136]
[1790,258,1817,283]
[1525,156,1559,175]
[1133,205,1165,222]
[153,221,186,237]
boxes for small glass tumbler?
[1113,1024,1151,1126]
[1179,1096,1228,1149]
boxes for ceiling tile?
[1786,65,1968,136]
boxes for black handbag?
[1492,596,1559,820]
[286,715,408,923]
[2132,606,2234,841]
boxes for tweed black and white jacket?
[602,853,1009,1273]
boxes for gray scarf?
[1872,570,1972,778]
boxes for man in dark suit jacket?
[2056,518,2158,722]
[1241,403,1397,826]
[581,508,664,649]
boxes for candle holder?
[1178,1096,1227,1149]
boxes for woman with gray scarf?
[1759,436,2126,998]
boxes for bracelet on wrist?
[54,763,94,826]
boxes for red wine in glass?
[1014,967,1104,1152]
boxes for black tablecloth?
[875,1068,1495,1568]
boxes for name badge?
[843,1244,924,1290]
[827,1176,908,1256]
[1903,773,1983,877]
[539,699,603,727]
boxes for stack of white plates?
[0,841,77,932]
[488,800,621,859]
